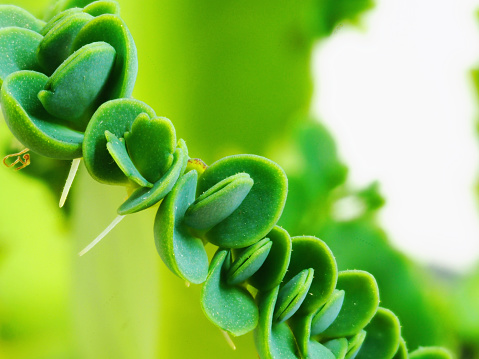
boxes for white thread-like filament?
[59,158,81,208]
[221,330,236,351]
[78,215,126,256]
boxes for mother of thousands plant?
[0,1,453,358]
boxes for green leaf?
[409,347,453,359]
[248,225,291,291]
[346,331,367,359]
[117,141,188,215]
[0,5,45,32]
[274,268,314,323]
[124,113,176,183]
[37,11,93,74]
[392,338,408,359]
[83,0,120,16]
[1,70,83,159]
[355,308,401,359]
[311,289,345,335]
[153,170,208,284]
[83,98,156,184]
[255,287,299,359]
[201,249,258,336]
[184,173,254,230]
[40,8,81,36]
[227,238,272,285]
[321,270,379,339]
[105,130,152,188]
[72,13,137,99]
[308,340,336,359]
[0,27,42,85]
[323,338,348,359]
[38,41,116,127]
[282,236,338,315]
[197,154,288,248]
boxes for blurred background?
[1,0,479,358]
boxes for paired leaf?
[124,114,176,183]
[311,289,345,335]
[197,154,288,248]
[321,270,379,338]
[355,307,401,359]
[1,70,83,159]
[153,170,208,284]
[105,130,152,188]
[274,268,314,323]
[201,249,258,336]
[83,98,156,184]
[184,172,253,230]
[248,225,291,291]
[227,238,272,285]
[0,27,42,85]
[255,287,299,359]
[37,11,93,74]
[72,13,137,99]
[282,236,337,315]
[38,41,116,126]
[118,140,188,214]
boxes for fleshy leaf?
[248,225,291,291]
[201,249,258,336]
[282,236,337,315]
[40,8,81,36]
[105,130,152,188]
[355,307,401,359]
[38,41,116,126]
[184,172,254,230]
[321,270,379,339]
[197,154,288,248]
[72,13,137,99]
[308,340,336,359]
[392,338,408,359]
[117,141,188,215]
[37,11,93,74]
[323,338,348,359]
[274,268,314,323]
[255,287,299,359]
[83,98,156,184]
[409,347,453,359]
[1,70,83,159]
[153,170,208,284]
[0,5,45,32]
[346,331,367,359]
[83,0,120,16]
[0,27,42,85]
[311,289,345,335]
[124,113,176,183]
[227,238,272,285]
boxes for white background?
[313,0,479,272]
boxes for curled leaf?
[201,249,258,336]
[323,338,348,359]
[311,289,345,335]
[38,41,116,126]
[184,172,253,230]
[346,331,367,359]
[355,307,401,359]
[83,0,120,16]
[1,70,83,159]
[154,170,208,284]
[409,347,453,359]
[227,238,272,285]
[321,270,379,339]
[274,268,314,324]
[197,154,288,248]
[392,338,408,359]
[83,98,156,184]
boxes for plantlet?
[0,1,454,358]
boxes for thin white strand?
[220,330,236,351]
[59,158,81,208]
[78,215,126,256]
